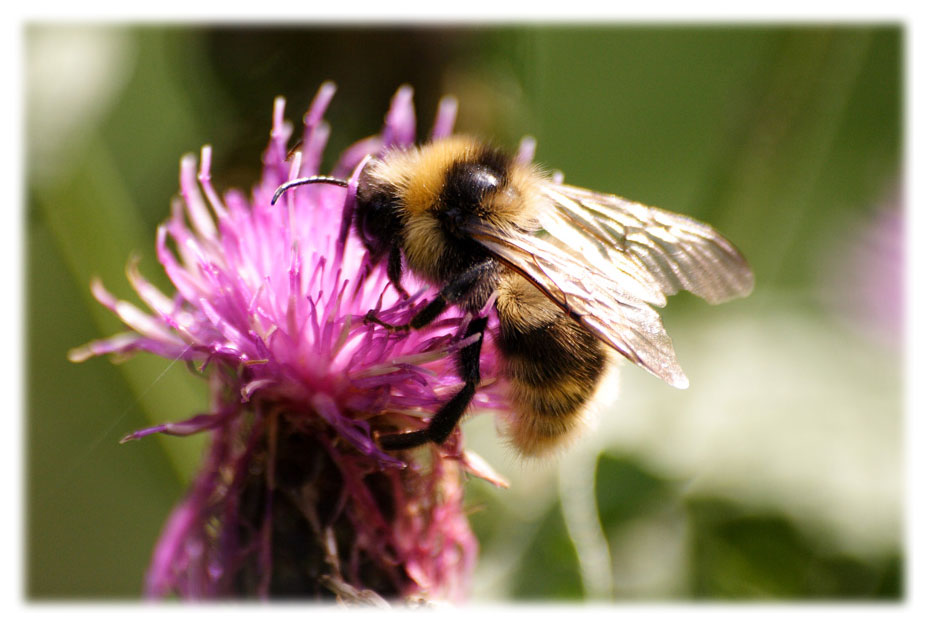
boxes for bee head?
[354,165,404,262]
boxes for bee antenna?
[271,176,350,205]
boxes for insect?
[273,136,754,456]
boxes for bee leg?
[363,296,445,332]
[387,245,409,300]
[380,316,488,450]
[365,259,494,332]
[375,262,495,449]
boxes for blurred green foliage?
[468,453,900,600]
[25,25,902,599]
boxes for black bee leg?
[365,259,494,333]
[387,245,409,300]
[380,316,488,450]
[363,312,409,332]
[363,295,447,332]
[378,383,476,450]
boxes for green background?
[25,25,902,599]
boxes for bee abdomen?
[494,280,608,456]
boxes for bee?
[273,136,754,456]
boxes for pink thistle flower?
[70,83,508,602]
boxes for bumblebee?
[274,136,754,456]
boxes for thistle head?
[71,83,507,602]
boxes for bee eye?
[358,208,382,248]
[359,209,373,236]
[354,190,401,259]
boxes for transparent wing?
[467,224,692,388]
[539,183,755,305]
[464,182,753,388]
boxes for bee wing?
[464,182,753,389]
[539,182,755,305]
[466,222,692,388]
